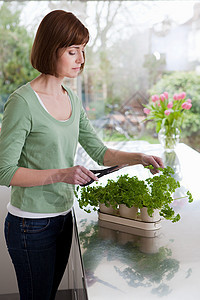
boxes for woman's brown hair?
[31,10,89,77]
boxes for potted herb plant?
[75,179,119,214]
[75,166,193,223]
[116,174,147,220]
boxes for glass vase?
[158,126,180,152]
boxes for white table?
[75,142,200,300]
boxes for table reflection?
[78,218,181,298]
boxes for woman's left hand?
[141,154,164,174]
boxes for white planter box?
[140,207,160,222]
[98,212,162,230]
[119,204,138,220]
[99,203,115,215]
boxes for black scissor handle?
[91,165,119,177]
[80,178,95,187]
[80,165,119,187]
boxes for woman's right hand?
[60,165,99,186]
[9,165,99,188]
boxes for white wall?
[0,187,18,294]
[151,24,191,71]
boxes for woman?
[0,10,164,300]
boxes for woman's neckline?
[33,90,71,122]
[27,82,75,125]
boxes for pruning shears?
[81,164,128,187]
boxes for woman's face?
[56,44,85,78]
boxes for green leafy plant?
[143,166,193,222]
[75,166,193,223]
[75,179,119,213]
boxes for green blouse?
[0,83,107,213]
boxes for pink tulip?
[173,93,178,100]
[164,110,171,115]
[144,108,151,114]
[163,92,168,99]
[167,102,173,109]
[186,98,192,103]
[181,102,187,109]
[160,94,165,101]
[152,94,159,102]
[180,92,186,99]
[182,102,192,110]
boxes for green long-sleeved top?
[0,83,107,213]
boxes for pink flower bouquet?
[143,92,192,150]
[143,91,192,133]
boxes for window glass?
[0,1,199,152]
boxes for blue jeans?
[4,211,73,300]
